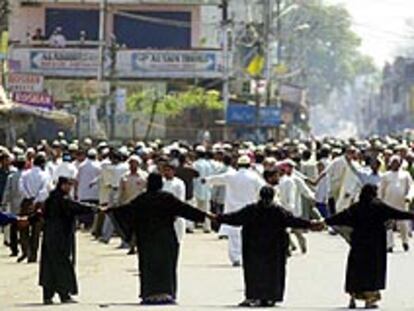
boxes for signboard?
[8,73,44,93]
[13,92,54,110]
[259,106,281,126]
[122,50,222,78]
[10,48,222,78]
[226,103,281,127]
[30,49,100,71]
[226,104,255,125]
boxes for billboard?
[123,50,222,78]
[11,48,223,79]
[226,103,281,127]
[13,92,54,110]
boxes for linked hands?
[310,220,326,232]
[205,211,217,221]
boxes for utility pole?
[276,0,282,65]
[97,0,107,138]
[264,0,273,106]
[97,0,107,84]
[108,36,118,140]
[275,0,282,141]
[221,0,230,141]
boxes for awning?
[0,104,76,128]
[0,87,75,128]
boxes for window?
[45,9,100,41]
[114,11,192,49]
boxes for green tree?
[0,0,9,32]
[275,0,377,104]
[127,87,223,140]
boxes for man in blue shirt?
[0,212,28,227]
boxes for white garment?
[301,160,318,180]
[77,159,101,201]
[45,158,62,186]
[292,173,315,216]
[336,162,361,213]
[324,156,348,199]
[98,159,112,205]
[54,161,78,182]
[49,33,66,48]
[163,177,186,243]
[206,168,265,213]
[315,174,330,204]
[206,168,265,264]
[217,166,237,237]
[19,166,50,203]
[111,163,129,188]
[379,170,413,209]
[279,172,314,217]
[279,175,298,215]
[193,158,214,201]
[108,162,129,206]
[380,170,413,249]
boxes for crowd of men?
[1,133,414,265]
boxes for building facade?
[376,57,414,135]
[8,0,223,140]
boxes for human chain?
[1,134,414,309]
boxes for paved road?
[1,231,414,310]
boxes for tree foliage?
[127,87,223,116]
[127,87,223,140]
[0,0,9,32]
[277,0,377,104]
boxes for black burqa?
[109,173,206,300]
[39,187,94,296]
[217,187,311,302]
[326,184,414,294]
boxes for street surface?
[1,232,414,310]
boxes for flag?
[246,54,265,77]
[0,31,8,56]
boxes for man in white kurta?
[379,155,414,251]
[278,159,315,254]
[76,149,101,229]
[91,152,112,239]
[205,155,265,266]
[162,163,187,243]
[192,146,214,233]
[324,147,358,213]
[321,148,359,242]
[101,153,129,244]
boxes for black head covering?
[51,176,72,197]
[56,176,71,189]
[259,186,275,207]
[359,184,378,205]
[147,173,163,192]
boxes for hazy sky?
[327,0,414,66]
